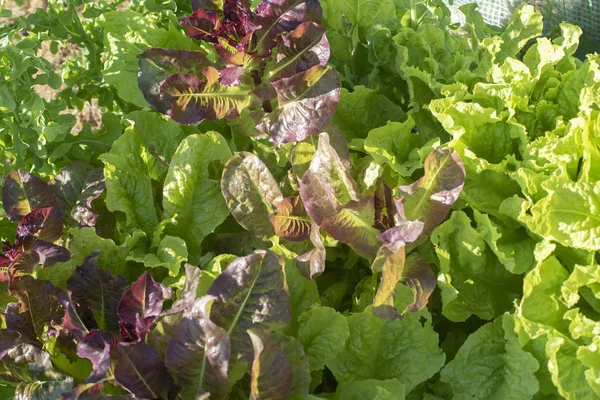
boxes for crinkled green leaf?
[334,379,405,400]
[326,309,444,393]
[99,128,158,235]
[296,306,349,371]
[333,86,405,141]
[440,314,539,400]
[431,211,522,321]
[163,132,231,263]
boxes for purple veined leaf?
[257,65,341,145]
[207,250,291,363]
[267,22,330,80]
[2,170,58,221]
[158,67,259,125]
[51,161,105,229]
[221,152,283,236]
[269,196,311,241]
[66,255,128,336]
[118,271,168,342]
[300,133,380,254]
[181,9,222,43]
[248,328,293,400]
[396,149,465,245]
[114,341,179,400]
[16,207,63,243]
[166,295,230,400]
[374,182,395,231]
[5,275,63,346]
[138,48,212,115]
[250,0,323,57]
[296,223,326,279]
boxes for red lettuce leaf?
[269,196,311,241]
[248,328,293,400]
[2,170,58,221]
[166,295,230,400]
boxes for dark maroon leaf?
[16,207,63,242]
[248,328,293,400]
[374,182,394,231]
[138,48,212,114]
[51,162,105,228]
[258,65,340,145]
[166,296,230,400]
[118,271,167,341]
[30,239,70,266]
[0,329,19,359]
[59,292,89,340]
[2,170,58,221]
[67,255,128,336]
[181,9,221,43]
[296,224,325,279]
[267,22,329,80]
[6,250,39,283]
[114,341,179,400]
[208,250,291,362]
[5,276,62,345]
[269,196,311,241]
[250,0,322,57]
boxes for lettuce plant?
[137,0,341,145]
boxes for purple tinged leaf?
[372,246,435,320]
[258,65,341,145]
[2,170,58,221]
[59,292,89,340]
[0,330,19,359]
[378,220,425,254]
[296,224,326,279]
[191,0,225,11]
[300,132,380,254]
[51,162,105,229]
[5,276,63,346]
[208,250,291,363]
[6,250,40,282]
[397,149,465,244]
[118,271,167,342]
[114,341,179,399]
[66,255,128,335]
[30,239,70,267]
[181,9,222,43]
[16,207,63,243]
[269,196,311,241]
[300,132,361,225]
[63,331,112,399]
[138,48,212,115]
[221,152,284,236]
[248,328,293,400]
[159,67,259,125]
[162,264,201,316]
[251,0,323,57]
[166,295,230,400]
[184,0,255,44]
[268,22,330,80]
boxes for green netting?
[443,0,600,40]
